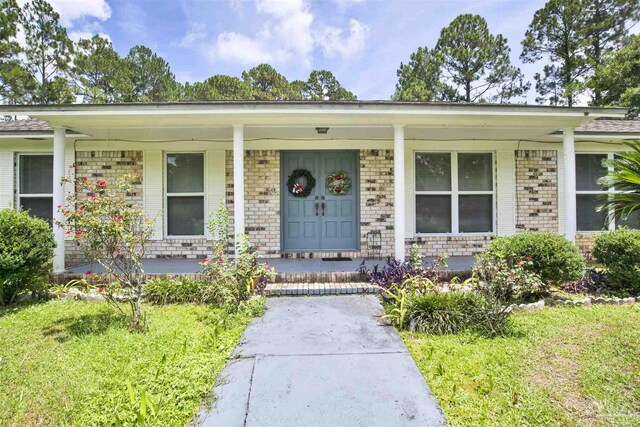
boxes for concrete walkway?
[197,296,446,427]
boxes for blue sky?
[46,0,552,101]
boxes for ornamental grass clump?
[0,209,55,305]
[59,173,154,331]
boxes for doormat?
[321,257,353,261]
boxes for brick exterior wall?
[65,150,144,266]
[515,150,559,232]
[225,150,281,256]
[63,147,579,267]
[576,234,595,260]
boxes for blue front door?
[282,150,359,252]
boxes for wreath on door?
[327,171,351,195]
[287,169,316,198]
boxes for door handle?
[315,202,319,216]
[321,202,325,216]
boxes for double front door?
[282,150,359,252]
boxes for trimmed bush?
[482,232,584,285]
[403,291,511,336]
[0,209,55,305]
[143,276,229,306]
[592,228,640,293]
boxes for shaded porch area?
[68,256,475,275]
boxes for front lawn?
[0,299,262,426]
[404,305,640,426]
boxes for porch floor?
[68,256,475,275]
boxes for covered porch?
[0,101,626,274]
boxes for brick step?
[265,282,377,296]
[274,271,363,283]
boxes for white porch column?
[393,124,406,261]
[53,127,66,272]
[233,124,245,249]
[563,127,576,243]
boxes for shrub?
[0,209,55,305]
[143,276,214,305]
[384,289,511,336]
[474,254,547,302]
[60,173,154,331]
[358,255,449,290]
[482,232,584,285]
[592,228,640,293]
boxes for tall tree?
[72,35,128,103]
[303,70,356,100]
[0,0,32,105]
[521,0,588,106]
[582,0,640,104]
[435,14,528,103]
[241,64,292,100]
[183,75,252,100]
[590,34,640,116]
[392,47,449,101]
[123,45,178,102]
[19,0,74,104]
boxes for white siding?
[144,150,163,240]
[205,149,226,239]
[0,151,13,209]
[496,149,516,235]
[404,148,414,237]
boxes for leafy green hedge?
[593,228,640,293]
[0,209,55,305]
[483,232,584,285]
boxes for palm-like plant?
[597,141,640,224]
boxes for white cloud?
[117,1,147,37]
[209,32,274,65]
[39,0,112,27]
[208,0,367,68]
[316,19,369,59]
[175,22,207,48]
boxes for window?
[18,154,53,222]
[415,152,494,234]
[166,153,205,236]
[576,153,640,231]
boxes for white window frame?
[16,153,54,220]
[576,152,632,232]
[414,151,495,236]
[164,151,206,238]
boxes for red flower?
[265,261,269,265]
[217,257,223,263]
[56,204,62,209]
[98,286,105,293]
[76,230,83,236]
[85,270,92,275]
[65,230,72,235]
[80,177,87,182]
[201,258,207,263]
[526,256,533,261]
[517,259,522,264]
[96,180,106,186]
[91,195,97,200]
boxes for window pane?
[167,196,204,235]
[20,155,53,194]
[167,153,204,193]
[577,194,608,231]
[416,195,451,233]
[459,195,493,232]
[415,153,451,191]
[20,197,53,223]
[616,210,640,229]
[458,153,492,191]
[576,154,607,191]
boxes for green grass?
[403,304,640,427]
[0,299,262,426]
